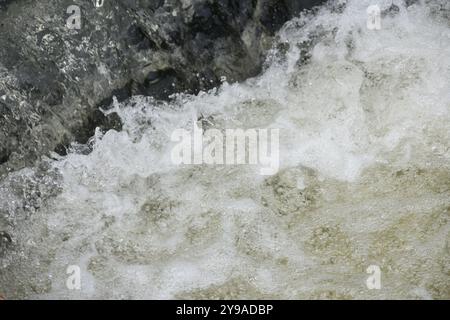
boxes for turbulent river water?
[1,0,449,299]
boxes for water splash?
[1,0,449,299]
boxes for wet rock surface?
[0,0,325,176]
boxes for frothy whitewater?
[1,0,449,299]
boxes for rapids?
[0,0,449,299]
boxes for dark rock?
[382,4,400,17]
[0,231,11,244]
[0,0,14,10]
[0,231,12,259]
[127,24,158,50]
[260,0,323,35]
[405,0,419,7]
[0,0,326,177]
[140,68,186,100]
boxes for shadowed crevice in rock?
[0,150,10,165]
[53,110,123,156]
